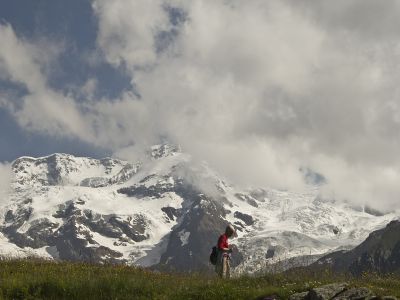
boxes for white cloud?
[2,1,400,211]
[93,0,170,69]
[0,24,94,141]
[0,162,12,206]
[90,0,400,210]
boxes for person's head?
[225,224,237,238]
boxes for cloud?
[0,24,94,141]
[0,162,12,206]
[92,0,170,69]
[91,0,400,210]
[2,1,400,211]
[285,0,400,41]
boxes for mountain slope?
[315,220,400,275]
[0,145,398,273]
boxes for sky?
[1,0,400,210]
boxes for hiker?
[215,224,237,278]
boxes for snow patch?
[178,230,190,246]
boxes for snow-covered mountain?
[315,220,400,275]
[0,144,398,274]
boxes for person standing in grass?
[215,224,237,278]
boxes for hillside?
[315,220,400,275]
[0,259,399,300]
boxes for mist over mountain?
[1,1,400,213]
[0,145,397,274]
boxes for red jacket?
[217,233,229,250]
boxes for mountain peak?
[11,153,127,187]
[150,144,181,159]
[1,147,398,274]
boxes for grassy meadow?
[0,259,399,299]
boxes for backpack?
[209,246,218,265]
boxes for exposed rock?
[288,292,308,300]
[161,207,181,221]
[117,179,174,198]
[234,193,258,207]
[25,218,59,247]
[99,158,124,174]
[84,212,123,239]
[315,220,400,275]
[12,154,127,187]
[4,205,32,229]
[308,283,348,300]
[288,284,385,300]
[80,177,109,188]
[157,181,244,271]
[109,215,148,242]
[333,287,372,300]
[265,248,275,259]
[54,217,125,264]
[150,144,180,159]
[234,211,255,226]
[158,190,226,271]
[249,189,268,202]
[3,147,399,273]
[80,163,140,187]
[109,163,140,184]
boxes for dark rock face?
[235,193,258,207]
[25,219,59,247]
[1,202,55,249]
[3,150,248,271]
[4,204,33,230]
[265,248,275,259]
[125,179,241,272]
[108,215,148,242]
[109,163,140,184]
[54,217,124,263]
[150,144,180,159]
[315,220,400,275]
[80,163,141,188]
[1,198,150,264]
[117,171,244,271]
[158,183,229,271]
[117,179,174,198]
[161,207,181,222]
[234,211,255,226]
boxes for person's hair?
[225,225,235,238]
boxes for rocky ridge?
[0,144,398,273]
[289,283,397,300]
[315,220,400,275]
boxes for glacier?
[0,144,398,274]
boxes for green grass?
[0,259,399,299]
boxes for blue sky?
[0,0,130,161]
